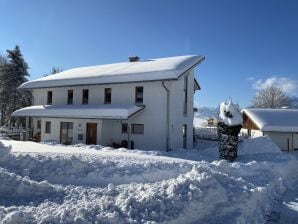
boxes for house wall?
[31,69,196,150]
[168,70,194,149]
[39,118,102,144]
[264,131,295,151]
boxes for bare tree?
[252,86,291,108]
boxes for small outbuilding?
[242,108,298,151]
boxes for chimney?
[129,56,140,62]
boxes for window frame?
[37,120,41,129]
[183,76,188,115]
[47,91,53,105]
[135,86,144,104]
[67,90,73,105]
[121,123,128,134]
[132,124,144,135]
[104,88,112,104]
[82,89,89,104]
[45,121,51,134]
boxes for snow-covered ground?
[0,136,297,223]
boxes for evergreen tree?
[0,46,32,125]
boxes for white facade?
[13,55,204,150]
[29,71,195,150]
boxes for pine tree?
[0,46,32,125]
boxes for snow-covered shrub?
[218,100,243,161]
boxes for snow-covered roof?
[12,104,145,120]
[242,108,298,132]
[20,55,205,89]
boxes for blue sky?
[0,0,297,107]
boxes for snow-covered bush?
[218,100,243,161]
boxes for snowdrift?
[0,137,297,223]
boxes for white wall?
[40,118,102,145]
[168,70,195,149]
[264,131,294,151]
[31,69,197,150]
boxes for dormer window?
[135,86,143,104]
[82,89,89,104]
[47,91,52,105]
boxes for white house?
[12,55,205,150]
[242,108,298,151]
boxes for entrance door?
[294,133,298,150]
[60,122,73,145]
[183,124,187,148]
[86,123,97,145]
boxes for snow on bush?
[0,138,297,223]
[219,100,243,126]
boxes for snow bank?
[0,138,297,223]
[0,167,61,200]
[238,136,281,155]
[0,142,192,187]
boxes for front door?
[60,122,73,145]
[86,123,97,145]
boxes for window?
[67,90,73,104]
[132,124,144,134]
[122,123,128,134]
[37,120,41,129]
[104,88,112,104]
[45,121,51,134]
[135,86,143,104]
[60,122,73,145]
[183,76,188,115]
[47,91,52,105]
[82,89,89,104]
[183,124,187,148]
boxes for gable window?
[135,86,143,104]
[183,76,188,115]
[82,89,89,104]
[47,91,53,105]
[67,90,73,105]
[45,121,51,134]
[132,124,144,134]
[37,120,41,129]
[121,123,128,134]
[104,88,112,104]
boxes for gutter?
[162,81,170,151]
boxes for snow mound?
[238,136,282,155]
[0,138,297,223]
[0,167,61,200]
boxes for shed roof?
[242,108,298,132]
[19,55,205,89]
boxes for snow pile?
[0,138,297,223]
[0,167,61,200]
[238,136,281,155]
[219,100,243,126]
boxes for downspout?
[162,81,170,151]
